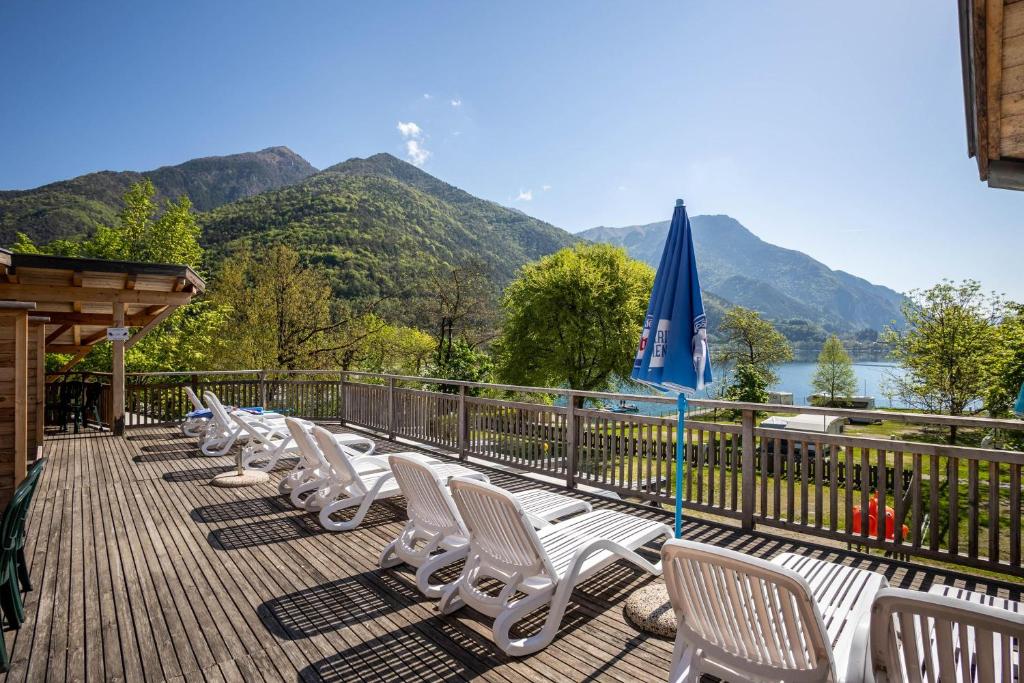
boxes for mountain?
[0,146,316,245]
[579,215,905,333]
[200,153,578,302]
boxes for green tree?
[717,306,793,385]
[494,244,654,402]
[883,280,1004,443]
[723,363,770,404]
[428,337,493,392]
[986,303,1024,418]
[811,335,857,406]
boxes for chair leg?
[0,580,22,630]
[15,549,30,593]
[0,620,8,672]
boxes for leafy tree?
[428,338,493,392]
[811,335,857,406]
[723,363,770,404]
[347,315,436,376]
[717,307,793,385]
[986,303,1024,418]
[883,280,1004,443]
[494,244,654,402]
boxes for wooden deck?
[3,425,1021,682]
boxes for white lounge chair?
[281,417,389,509]
[870,585,1023,683]
[662,540,886,683]
[181,386,210,437]
[378,453,593,598]
[437,476,672,656]
[310,425,487,532]
[199,390,287,456]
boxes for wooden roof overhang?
[959,0,1024,190]
[0,250,206,369]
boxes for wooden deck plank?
[1,424,1020,682]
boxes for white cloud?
[406,139,430,166]
[422,93,432,100]
[452,130,462,137]
[397,121,422,138]
[617,185,628,191]
[516,189,533,201]
[450,98,462,107]
[542,184,552,191]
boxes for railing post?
[258,370,268,409]
[387,375,396,440]
[741,408,756,530]
[565,392,577,490]
[339,372,347,424]
[457,384,467,460]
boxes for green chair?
[0,462,43,672]
[13,459,45,594]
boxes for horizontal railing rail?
[123,368,1024,577]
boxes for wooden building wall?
[0,309,28,506]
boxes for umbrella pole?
[675,393,687,538]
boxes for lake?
[605,360,907,416]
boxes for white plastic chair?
[198,391,288,456]
[379,453,593,598]
[662,540,886,683]
[870,585,1023,683]
[310,425,486,532]
[438,476,672,656]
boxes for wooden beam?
[72,271,83,287]
[82,329,108,345]
[36,312,156,326]
[47,344,94,355]
[125,274,137,290]
[987,0,1005,161]
[0,284,193,305]
[45,324,72,344]
[112,303,125,435]
[33,323,44,450]
[50,348,92,378]
[974,0,991,177]
[124,306,173,350]
[72,323,81,345]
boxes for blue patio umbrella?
[1014,381,1024,418]
[631,199,713,538]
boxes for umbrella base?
[623,582,676,638]
[210,469,270,488]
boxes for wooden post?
[387,375,396,440]
[13,311,28,485]
[741,408,756,530]
[28,317,46,456]
[259,370,268,408]
[339,372,347,423]
[457,384,467,460]
[112,302,126,435]
[565,392,577,489]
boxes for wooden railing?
[122,369,1024,578]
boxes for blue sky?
[2,1,1022,299]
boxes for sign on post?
[106,327,130,342]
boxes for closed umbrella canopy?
[631,199,713,537]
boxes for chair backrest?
[447,477,553,580]
[285,418,323,469]
[870,586,1024,683]
[388,454,464,538]
[662,540,835,683]
[185,386,205,412]
[203,391,233,429]
[311,426,365,494]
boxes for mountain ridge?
[579,215,905,333]
[0,146,317,245]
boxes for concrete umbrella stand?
[623,583,677,638]
[210,446,270,487]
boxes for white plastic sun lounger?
[310,425,487,532]
[438,476,672,656]
[281,417,394,509]
[378,453,593,598]
[181,386,210,437]
[662,540,887,683]
[869,585,1023,683]
[199,391,288,456]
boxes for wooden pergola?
[0,249,205,435]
